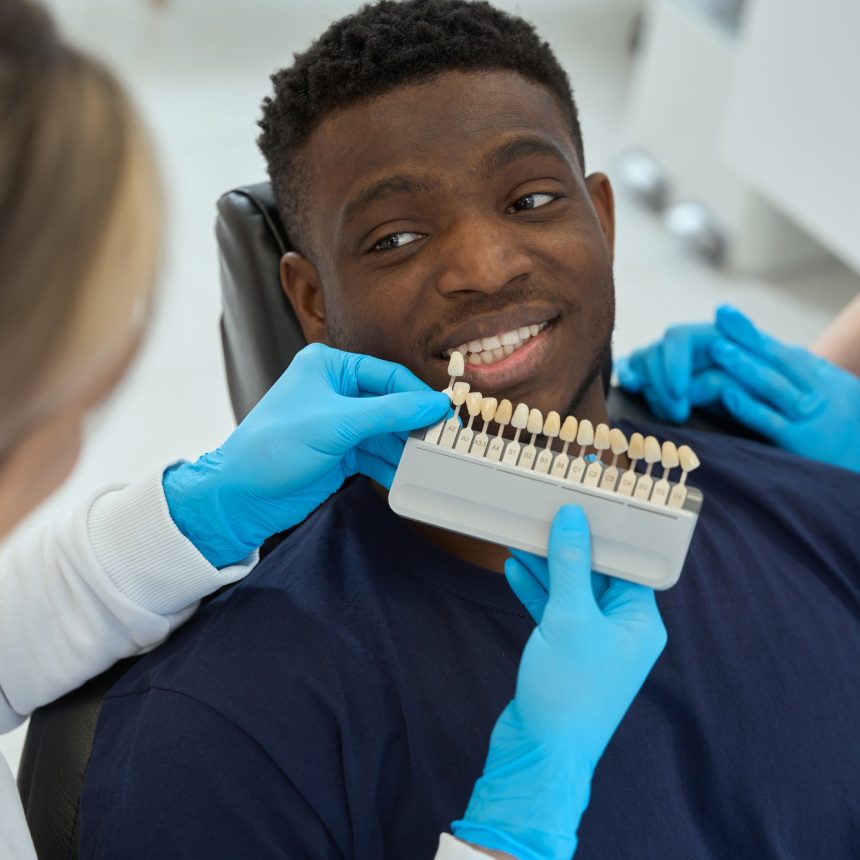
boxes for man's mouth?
[442,321,550,366]
[434,311,561,391]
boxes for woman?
[0,3,666,858]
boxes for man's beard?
[564,332,613,417]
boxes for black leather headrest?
[217,183,306,423]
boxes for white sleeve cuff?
[435,833,499,859]
[87,464,257,617]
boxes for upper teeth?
[443,322,548,364]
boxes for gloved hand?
[452,506,667,860]
[616,305,860,473]
[615,322,721,423]
[705,305,860,472]
[163,343,448,568]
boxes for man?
[81,2,860,857]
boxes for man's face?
[282,70,615,418]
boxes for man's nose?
[434,217,534,296]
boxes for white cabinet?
[624,0,858,273]
[721,0,860,273]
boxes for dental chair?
[16,181,745,860]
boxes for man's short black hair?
[257,0,584,255]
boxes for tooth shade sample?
[576,419,594,447]
[651,440,679,506]
[616,431,644,496]
[527,408,543,435]
[661,440,679,469]
[494,399,513,427]
[593,423,611,454]
[465,392,483,417]
[480,397,498,423]
[600,427,629,491]
[543,411,561,439]
[502,404,529,466]
[511,403,530,430]
[559,416,578,444]
[447,351,465,377]
[628,432,645,461]
[609,428,628,456]
[668,444,701,508]
[678,445,700,474]
[644,435,661,466]
[451,381,470,406]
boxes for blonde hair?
[0,0,162,460]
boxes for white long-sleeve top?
[0,469,490,860]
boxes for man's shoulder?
[105,480,397,713]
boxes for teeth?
[443,321,550,365]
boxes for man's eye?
[510,192,557,212]
[370,231,424,252]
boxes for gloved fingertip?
[668,399,691,424]
[715,305,760,346]
[554,504,589,532]
[615,360,642,392]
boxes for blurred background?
[3,0,858,771]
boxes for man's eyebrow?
[343,174,442,225]
[479,135,572,178]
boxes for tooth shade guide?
[566,419,594,484]
[454,393,483,453]
[534,411,560,475]
[600,428,629,491]
[668,445,701,509]
[502,403,530,465]
[617,432,644,496]
[650,441,680,506]
[454,427,475,453]
[391,428,703,592]
[484,398,511,462]
[438,381,470,449]
[582,423,610,487]
[470,397,497,458]
[423,419,446,444]
[632,435,662,500]
[550,416,577,478]
[518,408,544,471]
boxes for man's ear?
[585,172,615,261]
[280,251,328,344]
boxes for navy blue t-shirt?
[80,423,860,859]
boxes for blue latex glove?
[707,306,860,472]
[615,323,722,423]
[163,343,449,567]
[452,506,667,860]
[617,305,860,472]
